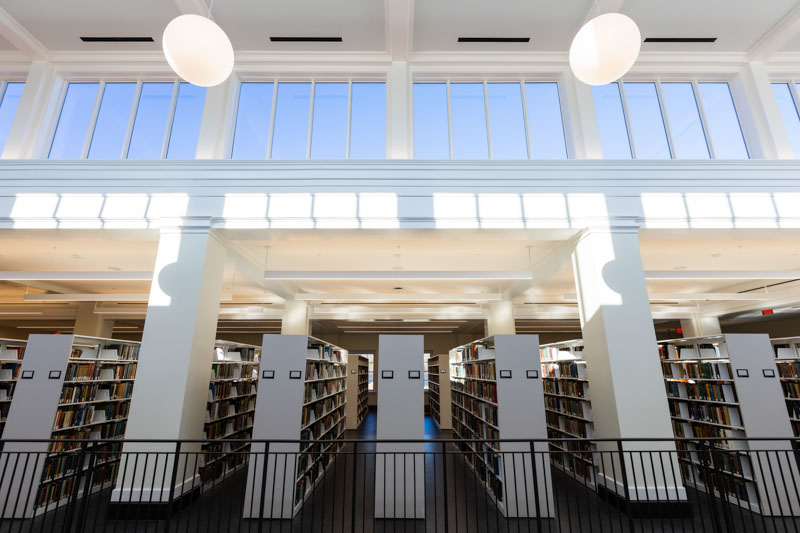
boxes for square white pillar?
[112,228,227,507]
[572,228,686,505]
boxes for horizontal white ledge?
[23,293,233,302]
[265,270,531,280]
[644,270,800,279]
[0,271,152,281]
[294,293,502,301]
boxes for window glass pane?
[0,82,24,155]
[661,82,710,159]
[697,82,748,159]
[450,83,488,159]
[310,82,348,158]
[350,82,386,158]
[592,83,632,159]
[87,83,136,159]
[413,83,449,158]
[772,83,800,158]
[167,83,206,159]
[49,83,99,159]
[487,83,527,159]
[231,82,274,159]
[624,82,670,159]
[271,82,311,159]
[525,82,568,159]
[127,82,174,159]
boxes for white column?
[281,301,310,335]
[387,61,410,159]
[195,73,238,159]
[487,300,515,336]
[733,61,794,159]
[73,302,114,338]
[680,314,722,337]
[560,71,603,159]
[2,61,62,159]
[112,226,227,505]
[572,227,685,503]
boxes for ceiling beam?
[748,3,800,61]
[266,271,531,280]
[0,6,48,60]
[385,0,413,61]
[0,271,152,281]
[645,270,800,280]
[172,0,210,17]
[23,293,234,302]
[564,292,774,302]
[295,293,501,302]
[503,237,580,301]
[224,241,294,302]
[582,0,628,25]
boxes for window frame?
[770,79,800,156]
[0,80,26,154]
[611,78,750,160]
[410,78,570,160]
[48,78,198,160]
[229,77,388,160]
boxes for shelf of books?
[346,354,369,429]
[199,340,260,485]
[243,335,348,519]
[540,339,596,486]
[0,338,27,439]
[428,354,451,430]
[771,337,800,437]
[449,335,553,518]
[0,334,140,518]
[660,334,800,516]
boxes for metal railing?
[0,437,799,532]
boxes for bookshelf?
[771,337,800,437]
[199,340,260,485]
[449,335,553,518]
[540,339,596,486]
[0,335,140,518]
[428,354,451,430]
[346,354,369,429]
[243,335,348,519]
[375,334,425,519]
[660,334,800,515]
[0,338,27,439]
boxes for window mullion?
[446,81,453,159]
[0,81,7,108]
[266,81,278,159]
[787,80,800,123]
[226,79,243,159]
[345,80,353,159]
[654,80,676,159]
[82,81,105,159]
[483,79,493,159]
[519,81,533,160]
[161,80,180,159]
[692,80,716,159]
[617,80,637,159]
[121,81,143,159]
[306,80,315,159]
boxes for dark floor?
[3,410,800,532]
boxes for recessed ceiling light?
[644,37,716,43]
[270,36,342,42]
[458,37,530,43]
[81,37,154,43]
[393,287,403,290]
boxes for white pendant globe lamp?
[569,5,641,86]
[162,0,234,87]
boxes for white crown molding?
[0,6,47,61]
[748,3,800,61]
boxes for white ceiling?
[0,0,798,55]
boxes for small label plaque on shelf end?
[382,370,394,379]
[499,370,512,379]
[736,369,750,378]
[408,370,421,379]
[21,370,34,379]
[48,370,61,379]
[289,370,302,379]
[763,368,776,378]
[262,370,275,379]
[526,370,539,379]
